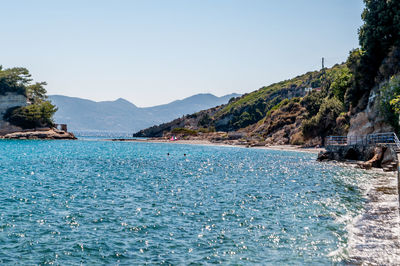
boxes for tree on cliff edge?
[0,65,57,129]
[347,0,400,110]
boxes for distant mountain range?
[49,93,240,133]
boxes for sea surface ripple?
[0,140,370,264]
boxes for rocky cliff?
[0,89,75,139]
[0,92,27,135]
[347,85,394,137]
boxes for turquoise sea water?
[0,140,367,264]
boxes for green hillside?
[212,64,348,132]
[134,0,400,147]
[134,63,352,145]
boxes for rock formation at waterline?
[1,128,76,140]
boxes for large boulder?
[381,146,398,168]
[358,146,385,169]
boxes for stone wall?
[321,144,375,161]
[0,92,27,135]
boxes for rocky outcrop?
[348,86,393,137]
[358,146,385,169]
[317,144,398,171]
[2,128,77,140]
[0,93,76,140]
[381,147,399,170]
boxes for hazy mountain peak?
[115,97,130,103]
[112,98,137,107]
[49,92,240,133]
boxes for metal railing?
[392,133,400,150]
[325,135,348,145]
[326,132,400,150]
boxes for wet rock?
[323,144,396,170]
[317,150,333,161]
[358,147,385,169]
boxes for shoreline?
[109,138,325,154]
[346,169,400,263]
[112,137,400,263]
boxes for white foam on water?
[332,167,400,264]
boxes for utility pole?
[321,57,326,89]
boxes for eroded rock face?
[348,86,393,137]
[0,92,27,135]
[0,92,27,117]
[358,146,385,169]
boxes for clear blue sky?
[1,0,364,107]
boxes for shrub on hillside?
[380,75,400,132]
[329,67,352,104]
[301,91,326,118]
[302,97,345,140]
[170,127,198,136]
[198,114,212,127]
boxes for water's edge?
[1,139,399,264]
[346,168,400,263]
[108,140,400,263]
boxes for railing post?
[326,132,400,149]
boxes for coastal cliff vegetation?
[134,0,400,146]
[0,66,57,129]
